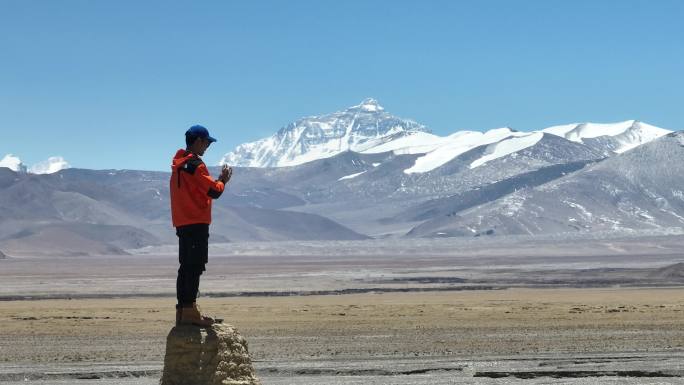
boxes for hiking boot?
[192,302,216,323]
[180,305,213,327]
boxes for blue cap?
[186,125,217,143]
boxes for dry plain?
[1,236,684,384]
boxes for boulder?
[160,323,261,385]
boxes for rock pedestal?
[160,323,261,385]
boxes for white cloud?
[29,156,70,174]
[0,154,26,172]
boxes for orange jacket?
[170,149,225,227]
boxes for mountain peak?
[347,98,385,112]
[220,99,426,167]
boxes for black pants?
[176,224,209,307]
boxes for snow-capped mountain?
[0,154,70,174]
[221,100,671,174]
[0,154,27,173]
[220,99,429,167]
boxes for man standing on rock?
[170,125,232,326]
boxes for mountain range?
[0,99,681,256]
[220,99,669,173]
[407,131,684,237]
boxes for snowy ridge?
[404,121,670,174]
[403,128,523,174]
[361,131,446,155]
[542,120,670,153]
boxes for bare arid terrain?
[1,236,684,384]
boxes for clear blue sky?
[1,0,682,171]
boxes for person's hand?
[220,165,232,184]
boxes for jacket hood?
[172,149,197,171]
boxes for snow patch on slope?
[361,131,445,155]
[338,171,367,181]
[470,132,544,169]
